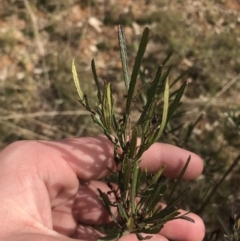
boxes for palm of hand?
[0,136,204,241]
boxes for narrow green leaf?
[72,59,84,102]
[142,225,163,234]
[152,203,163,216]
[131,162,140,215]
[97,188,118,224]
[97,188,114,208]
[117,203,129,221]
[102,82,113,132]
[144,206,178,223]
[137,183,168,217]
[137,166,166,213]
[162,51,173,66]
[184,114,203,144]
[97,188,120,227]
[145,165,166,189]
[141,128,158,155]
[143,186,164,216]
[82,94,94,113]
[160,66,171,85]
[126,27,149,116]
[177,213,195,223]
[135,232,152,240]
[146,184,168,215]
[165,123,184,135]
[91,59,102,103]
[167,187,191,210]
[154,79,169,141]
[134,79,153,104]
[161,210,181,223]
[121,156,132,197]
[138,66,162,125]
[112,113,119,133]
[136,167,143,189]
[168,156,191,204]
[117,112,128,146]
[129,126,138,159]
[167,81,187,122]
[170,69,188,88]
[118,25,130,91]
[139,100,156,140]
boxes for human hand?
[0,136,205,241]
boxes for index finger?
[140,142,203,180]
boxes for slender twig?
[0,119,50,140]
[0,110,90,120]
[182,73,240,113]
[198,154,240,214]
[200,73,240,113]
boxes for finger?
[140,143,204,180]
[40,137,203,180]
[159,211,205,241]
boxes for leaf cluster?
[73,25,193,240]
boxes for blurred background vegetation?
[0,0,240,239]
